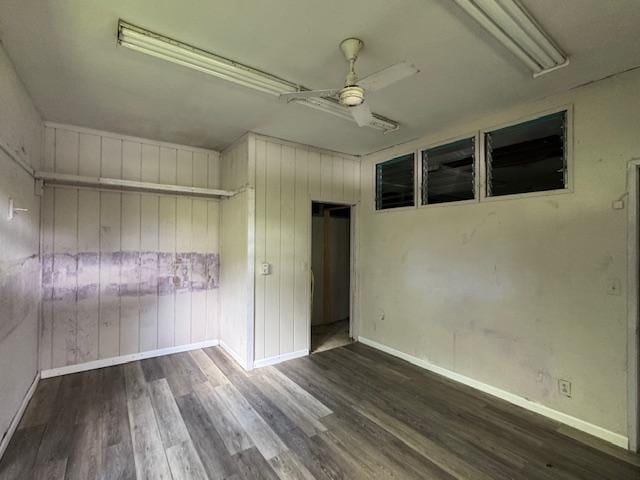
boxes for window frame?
[418,132,481,209]
[373,151,418,213]
[479,105,574,202]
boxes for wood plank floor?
[311,319,351,353]
[1,343,639,479]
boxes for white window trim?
[373,104,574,214]
[479,104,574,202]
[418,132,481,209]
[372,151,418,213]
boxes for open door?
[310,202,353,353]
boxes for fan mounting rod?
[340,38,363,86]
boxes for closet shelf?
[34,171,235,198]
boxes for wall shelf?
[35,171,235,198]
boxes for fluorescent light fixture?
[452,0,568,77]
[117,20,399,131]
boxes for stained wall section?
[39,124,221,371]
[0,45,43,447]
[357,67,640,439]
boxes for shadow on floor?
[311,318,352,353]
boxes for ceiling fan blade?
[278,89,340,103]
[358,61,419,92]
[350,102,374,127]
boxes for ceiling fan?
[279,38,419,127]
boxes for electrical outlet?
[558,379,572,398]
[261,262,271,275]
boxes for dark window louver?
[486,111,567,197]
[376,153,415,210]
[422,137,475,205]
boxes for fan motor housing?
[339,85,365,106]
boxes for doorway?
[310,202,353,353]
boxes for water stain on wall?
[42,251,220,300]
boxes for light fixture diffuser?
[453,0,568,77]
[117,21,399,131]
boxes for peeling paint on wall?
[0,255,40,342]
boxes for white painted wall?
[220,134,250,191]
[219,137,253,368]
[253,135,360,362]
[357,67,640,440]
[39,124,221,371]
[220,190,251,366]
[0,45,42,448]
[218,133,360,366]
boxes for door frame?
[627,159,640,452]
[308,200,358,353]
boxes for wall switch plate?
[612,200,625,210]
[261,262,271,275]
[558,379,572,398]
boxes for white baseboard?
[219,340,249,370]
[358,336,629,449]
[0,372,40,461]
[40,339,220,379]
[253,349,309,369]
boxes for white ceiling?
[1,0,639,155]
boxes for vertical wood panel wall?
[220,134,250,190]
[252,135,360,363]
[40,124,221,370]
[219,138,252,367]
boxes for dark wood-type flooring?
[1,342,639,479]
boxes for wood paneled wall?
[219,138,252,367]
[220,135,250,190]
[252,136,360,363]
[40,124,221,370]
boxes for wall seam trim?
[357,336,629,449]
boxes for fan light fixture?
[452,0,568,77]
[117,20,399,131]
